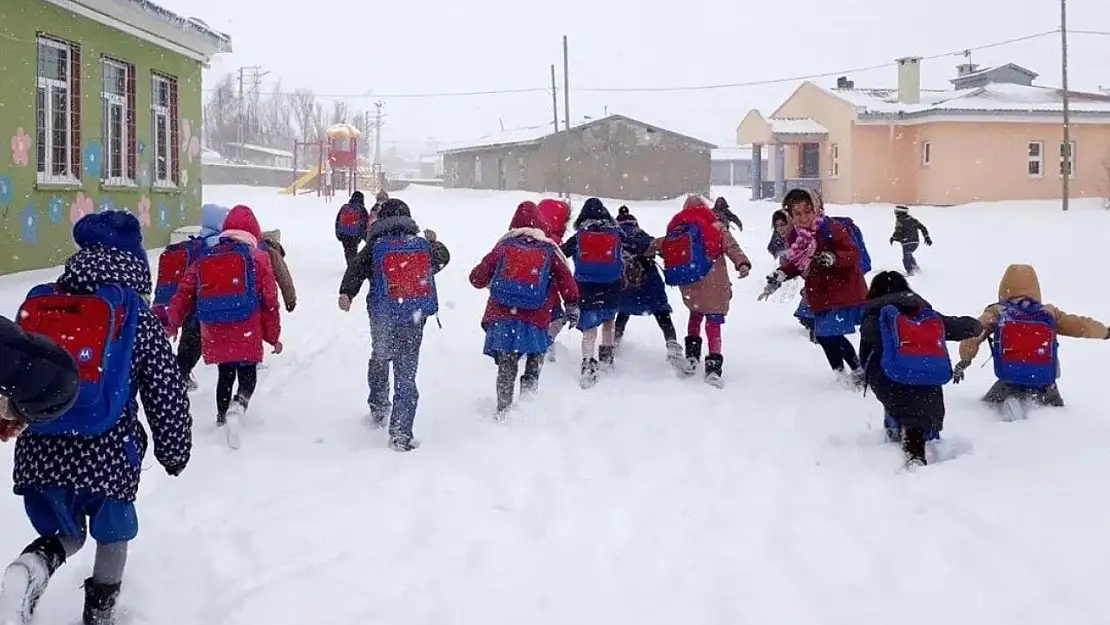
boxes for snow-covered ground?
[2,185,1109,625]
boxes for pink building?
[737,60,1110,206]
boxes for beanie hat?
[894,205,910,213]
[72,210,148,268]
[349,191,365,207]
[377,198,411,220]
[375,190,390,203]
[616,206,638,225]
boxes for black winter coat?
[859,292,980,431]
[339,215,451,302]
[890,214,930,245]
[0,315,79,423]
[336,201,370,243]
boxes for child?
[712,196,743,232]
[858,271,981,467]
[767,209,815,339]
[765,188,868,384]
[536,198,572,359]
[335,191,370,264]
[469,201,580,416]
[259,229,297,313]
[0,211,191,625]
[166,204,282,447]
[561,198,626,388]
[889,205,932,275]
[656,195,751,387]
[338,198,451,451]
[954,263,1109,420]
[614,206,682,366]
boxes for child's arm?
[941,314,982,342]
[957,305,1000,364]
[720,226,751,272]
[256,254,282,347]
[166,263,200,330]
[468,246,501,289]
[551,253,581,305]
[1046,305,1110,339]
[914,218,932,243]
[266,246,297,312]
[429,240,451,274]
[339,244,374,299]
[560,233,578,259]
[133,306,191,475]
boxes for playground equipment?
[280,123,364,196]
[281,140,325,195]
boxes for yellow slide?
[278,164,322,195]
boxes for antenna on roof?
[498,118,505,131]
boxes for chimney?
[896,56,922,105]
[836,76,854,89]
[956,63,980,77]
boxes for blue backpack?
[820,216,871,273]
[194,239,259,324]
[371,235,439,322]
[876,304,953,385]
[573,226,623,284]
[490,238,554,310]
[661,223,713,286]
[335,203,364,238]
[17,283,140,436]
[153,238,204,307]
[990,300,1058,388]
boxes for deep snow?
[1,185,1109,625]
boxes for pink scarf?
[783,223,818,274]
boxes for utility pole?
[1060,0,1071,211]
[236,67,244,161]
[550,64,564,199]
[373,101,385,165]
[235,65,268,160]
[562,35,571,199]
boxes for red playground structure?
[284,123,362,197]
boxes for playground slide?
[278,164,322,195]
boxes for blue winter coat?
[13,246,192,501]
[617,222,671,315]
[561,198,625,311]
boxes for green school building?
[0,0,231,274]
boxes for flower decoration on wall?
[20,201,39,243]
[181,120,201,163]
[10,128,30,167]
[99,197,117,213]
[69,192,93,224]
[179,198,187,221]
[0,174,13,209]
[84,140,103,178]
[157,202,169,229]
[137,195,151,228]
[47,196,64,223]
[180,167,190,187]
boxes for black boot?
[579,357,600,389]
[902,427,927,468]
[682,336,702,375]
[704,353,724,387]
[519,354,542,395]
[82,578,121,625]
[598,345,615,373]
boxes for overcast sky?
[160,0,1108,153]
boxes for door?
[799,143,820,178]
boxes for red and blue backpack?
[819,216,872,273]
[661,223,713,286]
[17,283,140,436]
[153,238,204,307]
[490,238,553,310]
[336,204,363,238]
[876,304,953,385]
[193,239,259,324]
[990,299,1058,387]
[572,226,623,284]
[371,235,439,322]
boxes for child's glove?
[564,305,581,329]
[952,360,971,383]
[337,294,352,312]
[924,236,933,246]
[766,268,787,285]
[813,252,836,267]
[736,263,751,279]
[163,462,186,477]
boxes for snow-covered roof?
[59,0,232,59]
[225,143,294,158]
[439,123,559,155]
[712,146,754,161]
[819,82,1110,119]
[768,118,828,134]
[201,146,223,164]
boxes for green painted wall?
[0,0,205,274]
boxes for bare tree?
[330,100,350,125]
[290,88,320,140]
[259,80,294,148]
[202,73,238,152]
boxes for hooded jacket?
[336,191,371,242]
[13,244,192,501]
[561,198,626,310]
[536,198,571,244]
[0,315,79,424]
[859,290,981,431]
[890,210,930,245]
[168,204,282,364]
[958,264,1109,366]
[470,201,581,330]
[779,188,868,312]
[259,229,297,311]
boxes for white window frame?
[1028,141,1044,178]
[36,36,77,186]
[921,141,931,167]
[151,73,176,188]
[1059,140,1076,179]
[829,143,839,178]
[101,58,132,186]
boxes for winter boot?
[598,345,616,374]
[186,374,199,393]
[0,538,65,625]
[704,354,724,388]
[81,578,120,625]
[579,357,600,389]
[665,340,684,370]
[902,428,927,469]
[1000,396,1027,422]
[519,355,542,397]
[367,401,391,429]
[222,395,249,449]
[388,436,419,452]
[681,336,702,376]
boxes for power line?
[1070,29,1110,36]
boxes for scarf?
[783,221,818,274]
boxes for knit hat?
[72,210,148,268]
[894,205,910,213]
[349,191,365,207]
[375,190,390,203]
[377,198,411,220]
[616,206,638,225]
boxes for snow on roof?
[225,143,294,158]
[712,146,753,161]
[113,0,232,51]
[821,82,1110,117]
[439,123,560,154]
[768,118,828,134]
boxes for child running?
[889,205,932,275]
[469,201,580,416]
[657,195,751,387]
[0,211,190,625]
[335,191,370,264]
[614,206,682,365]
[536,198,572,360]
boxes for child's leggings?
[216,362,258,415]
[815,335,860,372]
[581,318,616,357]
[615,312,678,342]
[687,312,723,354]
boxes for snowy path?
[1,187,1108,625]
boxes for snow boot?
[902,428,927,468]
[186,374,199,393]
[367,401,391,429]
[0,538,65,625]
[704,354,724,388]
[598,345,616,374]
[681,336,702,376]
[81,578,120,625]
[665,340,684,370]
[579,357,600,389]
[388,436,419,452]
[1000,396,1027,422]
[223,395,248,449]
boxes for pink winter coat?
[167,205,282,364]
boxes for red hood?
[510,201,546,230]
[536,198,570,241]
[667,196,724,258]
[223,204,263,241]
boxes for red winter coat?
[781,217,867,313]
[536,198,570,245]
[167,205,282,364]
[470,201,580,330]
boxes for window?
[1028,141,1044,177]
[1059,141,1076,178]
[35,35,81,184]
[101,58,136,185]
[921,141,931,167]
[829,144,840,177]
[151,73,179,187]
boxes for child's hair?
[782,188,813,211]
[867,270,911,300]
[771,209,790,227]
